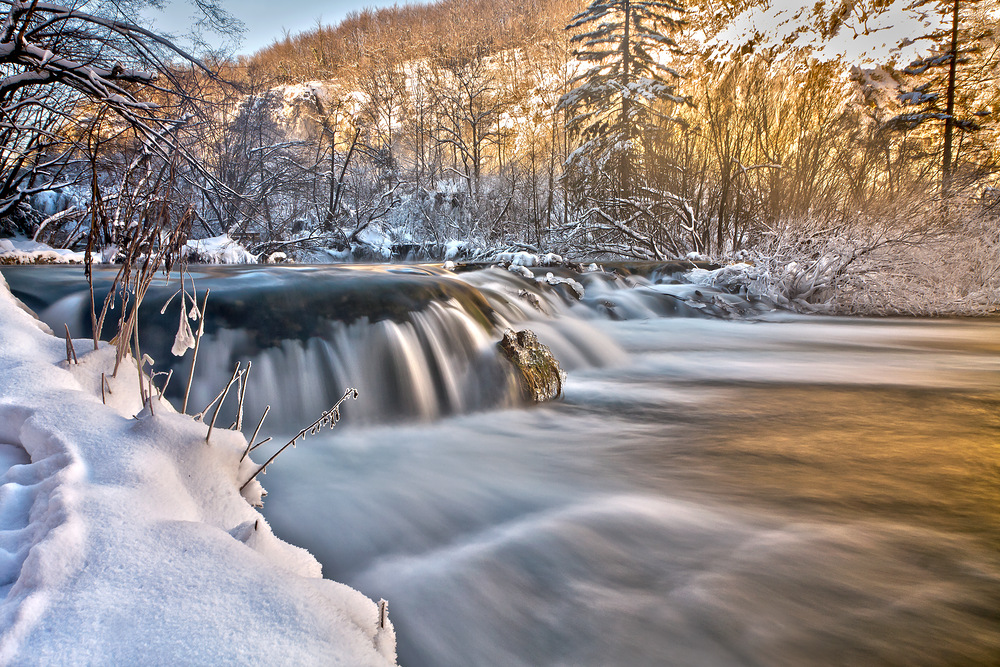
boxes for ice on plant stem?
[171,300,196,356]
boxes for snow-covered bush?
[183,235,258,264]
[700,193,1000,315]
[0,239,87,264]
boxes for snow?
[266,251,288,263]
[508,263,534,279]
[495,251,564,267]
[899,90,938,105]
[444,240,467,261]
[0,239,87,264]
[30,190,79,218]
[685,263,759,292]
[0,273,396,664]
[537,272,585,300]
[708,0,943,66]
[183,234,258,264]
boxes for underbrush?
[717,194,1000,316]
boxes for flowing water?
[4,264,1000,666]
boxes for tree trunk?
[620,0,632,199]
[942,0,960,195]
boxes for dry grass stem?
[241,405,271,462]
[134,322,148,414]
[205,362,243,442]
[182,289,209,414]
[155,369,174,399]
[64,324,78,364]
[240,388,358,492]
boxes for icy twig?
[247,437,272,454]
[241,405,270,462]
[182,289,209,414]
[64,324,78,364]
[206,361,242,443]
[232,361,251,430]
[240,388,358,492]
[378,599,388,630]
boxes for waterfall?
[8,262,767,428]
[187,299,523,428]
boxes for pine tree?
[559,0,687,200]
[890,0,997,193]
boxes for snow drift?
[0,272,396,664]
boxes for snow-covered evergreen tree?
[559,0,687,200]
[889,0,997,192]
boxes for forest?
[0,0,997,314]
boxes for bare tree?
[0,0,243,235]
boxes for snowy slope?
[0,273,396,664]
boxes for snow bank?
[0,273,395,664]
[495,251,564,267]
[685,263,765,296]
[0,239,86,265]
[183,234,258,264]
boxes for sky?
[145,0,401,56]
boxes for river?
[4,264,999,666]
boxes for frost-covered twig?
[153,369,173,400]
[240,389,358,492]
[247,437,272,454]
[63,324,77,364]
[182,289,209,414]
[241,405,270,462]
[232,362,251,431]
[205,362,243,442]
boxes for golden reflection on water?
[693,386,1000,545]
[605,319,1000,551]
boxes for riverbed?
[5,264,999,666]
[261,314,1000,666]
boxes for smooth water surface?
[261,315,1000,666]
[5,265,999,665]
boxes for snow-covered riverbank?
[0,273,396,664]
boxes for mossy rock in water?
[498,328,565,403]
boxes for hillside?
[246,0,581,81]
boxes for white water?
[188,299,514,425]
[258,314,1000,666]
[5,265,999,665]
[183,267,629,428]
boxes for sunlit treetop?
[704,0,949,66]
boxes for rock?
[497,328,565,403]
